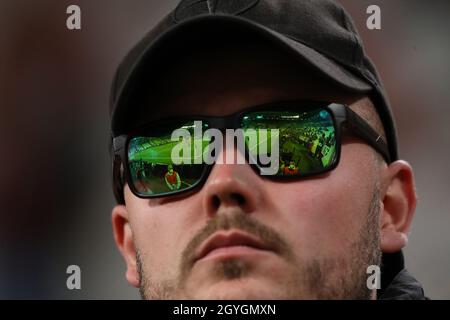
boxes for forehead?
[141,39,361,120]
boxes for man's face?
[118,42,383,299]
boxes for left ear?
[379,160,417,253]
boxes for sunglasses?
[112,101,390,203]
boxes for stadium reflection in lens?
[242,108,337,177]
[127,121,210,196]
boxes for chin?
[189,279,293,300]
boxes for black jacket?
[378,251,428,300]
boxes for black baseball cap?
[110,0,399,161]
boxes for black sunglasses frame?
[112,101,391,204]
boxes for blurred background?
[0,0,449,299]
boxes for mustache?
[179,210,294,277]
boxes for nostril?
[231,193,246,206]
[210,192,246,210]
[212,195,221,209]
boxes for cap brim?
[112,14,372,135]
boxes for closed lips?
[195,230,272,261]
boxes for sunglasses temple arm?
[345,109,392,164]
[112,135,127,204]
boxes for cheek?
[267,150,375,256]
[130,212,174,270]
[124,187,198,276]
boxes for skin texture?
[112,40,417,299]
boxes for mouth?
[194,230,274,263]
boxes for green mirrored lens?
[127,121,210,196]
[242,108,337,176]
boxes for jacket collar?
[378,269,428,300]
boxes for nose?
[202,146,263,218]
